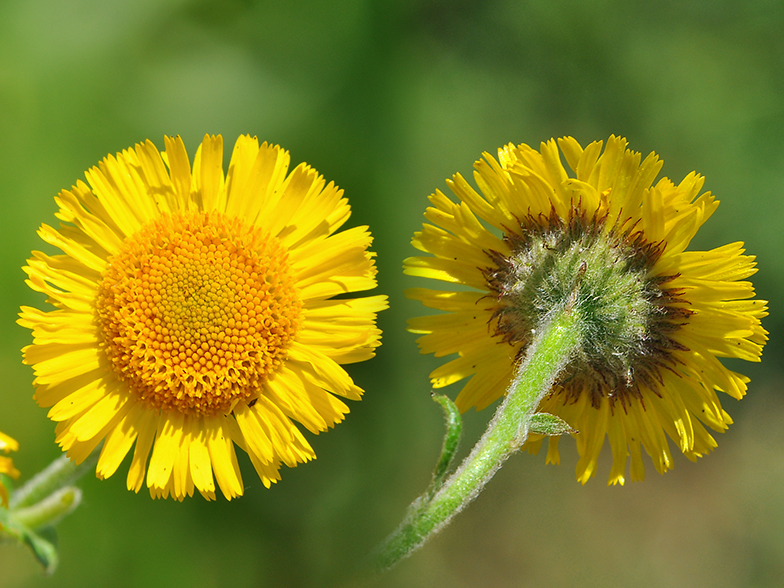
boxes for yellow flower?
[405,136,767,484]
[20,135,387,500]
[0,431,19,508]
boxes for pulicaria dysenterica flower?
[405,135,767,484]
[0,431,19,507]
[20,135,387,500]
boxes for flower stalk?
[9,452,97,510]
[375,303,583,571]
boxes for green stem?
[375,306,583,571]
[9,450,99,510]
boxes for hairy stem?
[375,306,583,570]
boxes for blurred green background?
[1,1,783,586]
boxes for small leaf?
[0,508,59,574]
[529,413,577,436]
[23,526,59,574]
[428,393,463,499]
[12,487,82,531]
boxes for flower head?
[20,135,387,500]
[405,136,767,484]
[0,431,19,507]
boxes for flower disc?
[97,211,301,416]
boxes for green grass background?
[2,1,783,586]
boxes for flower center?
[485,209,691,408]
[96,211,301,417]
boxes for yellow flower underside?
[406,135,767,484]
[20,135,387,500]
[0,431,19,507]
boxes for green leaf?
[0,508,59,574]
[428,393,463,499]
[529,412,577,436]
[23,526,59,575]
